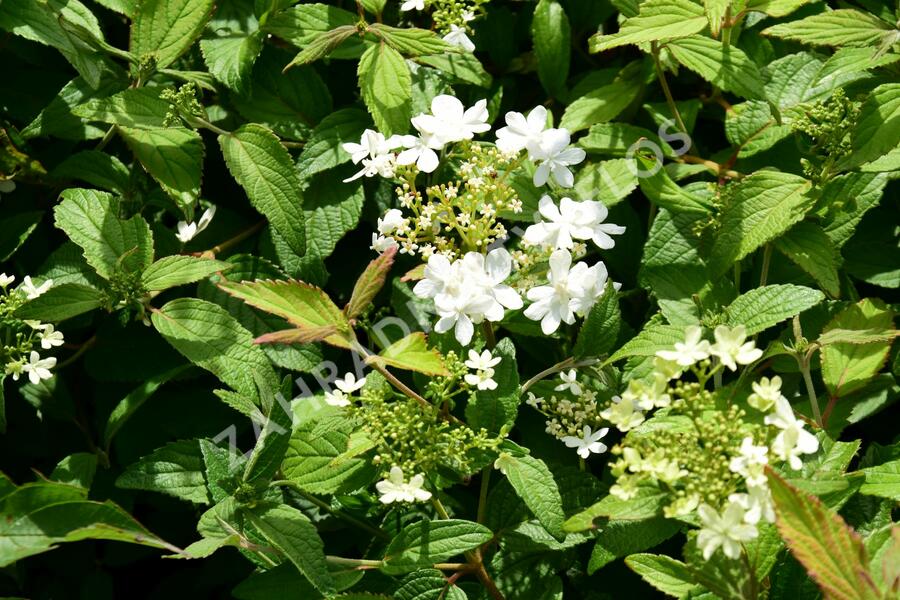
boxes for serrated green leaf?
[141,255,231,292]
[709,171,813,276]
[723,284,824,336]
[820,172,888,249]
[605,321,687,364]
[368,23,455,56]
[358,42,412,136]
[72,88,170,129]
[532,0,571,97]
[625,553,695,597]
[262,3,358,48]
[151,298,279,402]
[219,123,306,257]
[560,62,644,132]
[295,108,370,179]
[465,337,520,434]
[574,281,621,358]
[667,35,765,100]
[762,9,893,48]
[564,485,668,531]
[53,188,154,280]
[589,0,706,53]
[130,0,216,69]
[821,299,894,398]
[284,25,358,68]
[200,31,265,94]
[416,52,492,87]
[775,222,841,297]
[51,150,130,195]
[394,568,467,600]
[495,451,566,541]
[843,84,900,168]
[858,460,900,501]
[383,519,493,573]
[373,332,448,376]
[14,282,103,322]
[119,125,204,209]
[282,416,372,494]
[589,518,681,573]
[116,439,210,504]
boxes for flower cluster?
[604,325,820,562]
[400,0,486,51]
[464,349,501,390]
[323,372,367,407]
[1,274,62,386]
[495,106,586,188]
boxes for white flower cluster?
[464,349,501,390]
[1,274,62,386]
[413,247,522,345]
[375,465,432,504]
[656,324,762,371]
[324,372,367,407]
[495,106,586,188]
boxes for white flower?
[656,325,711,367]
[584,200,626,250]
[765,395,819,470]
[324,388,351,407]
[0,273,15,288]
[21,351,56,385]
[729,486,775,525]
[600,395,645,432]
[413,95,490,145]
[728,437,769,488]
[377,209,406,235]
[176,205,216,243]
[434,294,494,345]
[342,129,404,182]
[709,325,762,371]
[38,324,65,350]
[531,128,585,188]
[562,425,609,459]
[459,248,523,320]
[335,372,366,394]
[495,106,547,154]
[376,466,432,504]
[567,260,618,317]
[396,130,443,173]
[748,376,782,412]
[696,501,758,560]
[461,10,475,22]
[524,196,594,250]
[400,0,424,11]
[20,276,53,300]
[443,24,475,52]
[464,349,501,390]
[371,233,399,253]
[555,369,581,395]
[523,249,578,334]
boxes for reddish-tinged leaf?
[255,326,340,346]
[346,246,396,319]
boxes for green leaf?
[745,0,817,18]
[465,337,520,435]
[71,88,170,129]
[636,154,712,215]
[244,503,335,594]
[262,3,358,49]
[21,74,128,141]
[200,31,265,94]
[722,284,824,336]
[625,553,695,598]
[383,519,493,573]
[295,108,370,179]
[14,283,103,322]
[843,84,900,168]
[762,9,893,48]
[495,451,566,541]
[667,35,765,100]
[151,298,279,402]
[373,332,448,376]
[217,279,350,347]
[53,188,154,280]
[774,222,841,297]
[141,255,231,292]
[219,123,307,257]
[560,62,644,132]
[416,53,492,88]
[724,100,791,157]
[767,469,881,600]
[605,321,686,364]
[283,26,358,68]
[0,211,43,262]
[130,0,216,69]
[709,171,813,276]
[346,246,396,319]
[103,364,193,448]
[574,281,621,358]
[295,171,365,266]
[589,0,706,53]
[820,172,888,249]
[117,439,210,504]
[51,150,131,195]
[358,42,412,136]
[394,568,467,600]
[858,460,900,501]
[282,416,373,494]
[564,485,668,531]
[532,0,571,97]
[119,125,204,209]
[51,453,97,489]
[243,378,294,485]
[821,299,894,398]
[368,24,455,57]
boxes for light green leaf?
[151,298,279,402]
[564,485,668,531]
[589,0,706,53]
[667,35,765,100]
[495,451,566,541]
[625,553,695,597]
[130,0,216,69]
[745,0,817,18]
[368,23,456,56]
[22,74,128,141]
[245,503,335,594]
[465,337,520,435]
[51,453,97,489]
[72,88,170,129]
[774,222,841,297]
[762,9,893,48]
[358,42,412,136]
[298,171,365,265]
[219,123,306,256]
[589,518,681,573]
[821,299,894,398]
[295,108,370,179]
[560,62,644,132]
[0,212,43,263]
[573,159,639,207]
[373,332,448,376]
[383,519,493,573]
[767,469,881,600]
[709,171,813,276]
[859,460,900,501]
[574,281,621,358]
[724,101,791,157]
[394,568,468,600]
[843,84,900,168]
[200,31,265,93]
[605,321,687,364]
[416,52,492,88]
[532,0,571,97]
[262,3,358,48]
[141,255,232,292]
[14,283,104,322]
[53,188,154,280]
[283,25,357,68]
[723,284,825,336]
[820,172,888,249]
[282,416,373,494]
[119,125,204,209]
[117,439,210,504]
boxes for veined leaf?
[72,88,170,129]
[762,9,893,48]
[394,568,468,600]
[667,35,765,100]
[843,84,900,168]
[858,460,900,501]
[14,283,103,322]
[495,450,566,541]
[119,126,204,209]
[383,519,493,573]
[564,486,668,531]
[589,0,706,53]
[574,280,621,358]
[532,0,571,97]
[465,337,520,435]
[284,25,358,69]
[368,23,455,56]
[625,553,695,598]
[200,31,265,94]
[262,3,358,48]
[722,284,824,336]
[130,0,216,69]
[295,108,370,179]
[775,222,841,297]
[358,42,412,136]
[372,332,448,376]
[116,439,209,504]
[141,255,231,292]
[605,321,687,364]
[560,62,644,132]
[821,299,894,398]
[346,246,396,319]
[281,416,373,494]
